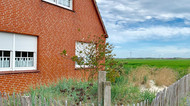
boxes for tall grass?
[118,59,190,79]
[127,66,177,87]
[27,79,98,105]
[112,75,155,105]
[26,77,155,105]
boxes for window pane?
[22,52,27,57]
[28,52,33,57]
[0,51,10,68]
[4,51,10,57]
[0,51,2,57]
[16,51,21,57]
[15,51,34,67]
[58,0,70,7]
[28,57,34,67]
[3,58,10,67]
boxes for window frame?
[0,33,37,71]
[42,0,73,10]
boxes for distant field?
[117,59,190,79]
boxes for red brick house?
[0,0,108,93]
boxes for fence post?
[0,92,2,105]
[98,71,106,105]
[21,96,31,106]
[102,81,111,106]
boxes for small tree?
[61,35,124,83]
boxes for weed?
[27,79,98,105]
[143,76,148,84]
[154,68,177,86]
[127,66,177,88]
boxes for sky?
[96,0,190,58]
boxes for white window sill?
[75,65,94,70]
[0,67,37,71]
[0,68,12,72]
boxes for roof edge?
[92,0,108,38]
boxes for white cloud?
[97,0,190,44]
[185,20,190,25]
[96,0,190,58]
[153,46,190,54]
[97,0,190,22]
[108,26,190,43]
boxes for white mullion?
[70,0,73,9]
[35,37,37,70]
[10,51,12,69]
[2,51,4,68]
[12,34,15,71]
[21,52,22,67]
[34,52,37,69]
[27,52,28,67]
[56,0,58,4]
[0,52,2,68]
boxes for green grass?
[119,59,190,68]
[26,78,155,105]
[117,59,190,79]
[27,79,98,105]
[26,59,190,105]
[112,75,155,105]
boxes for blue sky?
[96,0,190,58]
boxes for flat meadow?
[117,58,190,79]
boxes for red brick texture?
[0,0,107,93]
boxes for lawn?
[117,59,190,79]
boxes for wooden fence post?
[102,81,111,106]
[21,96,31,106]
[0,92,2,105]
[98,71,106,105]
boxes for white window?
[42,0,73,10]
[75,42,96,68]
[0,32,37,71]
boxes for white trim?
[42,0,73,10]
[14,67,36,71]
[12,34,15,71]
[0,68,12,71]
[34,52,37,70]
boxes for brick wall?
[0,0,106,93]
